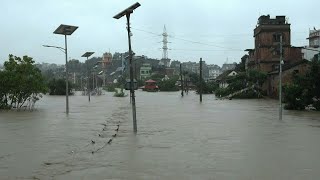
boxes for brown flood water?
[1,90,320,179]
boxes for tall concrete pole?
[65,35,69,114]
[87,57,90,102]
[180,64,184,97]
[200,58,203,103]
[126,13,137,133]
[279,34,283,120]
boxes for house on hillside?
[208,64,221,80]
[221,63,236,72]
[140,63,152,80]
[215,70,238,88]
[302,28,320,61]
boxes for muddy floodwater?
[1,91,320,179]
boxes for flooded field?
[1,90,320,179]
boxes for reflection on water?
[1,90,320,179]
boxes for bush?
[113,89,127,97]
[0,55,47,109]
[215,88,231,97]
[158,78,179,91]
[48,79,73,95]
[104,84,116,92]
[233,89,261,99]
[283,84,306,110]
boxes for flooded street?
[1,91,320,179]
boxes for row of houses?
[100,51,236,82]
[215,15,320,97]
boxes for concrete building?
[302,28,320,61]
[207,64,221,80]
[159,58,171,67]
[245,15,303,73]
[140,63,152,80]
[101,52,112,68]
[216,70,238,88]
[221,63,236,72]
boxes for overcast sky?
[1,0,319,66]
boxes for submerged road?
[0,91,320,179]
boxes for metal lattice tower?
[162,25,168,59]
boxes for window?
[273,34,281,42]
[272,45,284,56]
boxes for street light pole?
[52,24,78,114]
[81,52,94,102]
[126,13,137,133]
[87,57,90,101]
[64,35,69,114]
[113,2,140,133]
[279,34,283,120]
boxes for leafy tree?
[158,76,179,91]
[283,84,305,110]
[48,78,73,95]
[150,74,165,81]
[0,55,47,109]
[215,70,267,98]
[284,57,320,110]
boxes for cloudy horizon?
[1,0,319,66]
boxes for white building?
[140,63,152,80]
[302,28,320,61]
[159,58,171,67]
[216,70,238,88]
[208,64,221,80]
[221,63,236,72]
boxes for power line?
[170,48,243,52]
[131,27,244,51]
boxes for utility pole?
[87,58,90,102]
[113,2,140,133]
[92,71,95,94]
[279,34,283,120]
[126,13,137,133]
[200,58,203,102]
[64,35,69,114]
[88,73,90,101]
[80,76,83,93]
[180,63,184,97]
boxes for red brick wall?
[266,62,309,97]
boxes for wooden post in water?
[180,64,184,97]
[200,58,203,102]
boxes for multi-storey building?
[140,63,152,80]
[302,28,320,61]
[246,15,303,73]
[101,52,112,68]
[207,64,221,80]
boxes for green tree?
[0,55,47,109]
[48,78,73,95]
[215,70,267,98]
[158,76,179,91]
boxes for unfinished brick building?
[245,15,306,97]
[246,15,303,72]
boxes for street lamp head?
[53,24,78,35]
[113,2,141,19]
[81,52,95,58]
